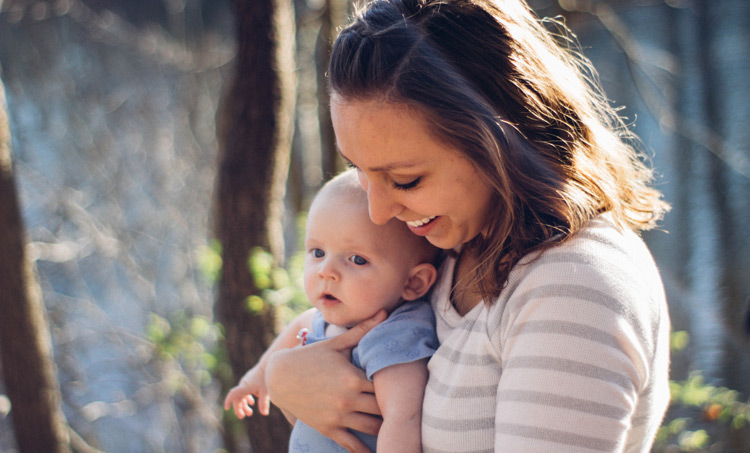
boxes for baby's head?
[303,170,439,327]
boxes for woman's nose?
[365,180,403,225]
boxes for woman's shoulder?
[517,213,659,286]
[490,213,667,333]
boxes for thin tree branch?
[562,0,750,179]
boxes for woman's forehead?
[332,100,450,168]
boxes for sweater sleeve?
[488,229,667,452]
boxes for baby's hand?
[223,366,270,419]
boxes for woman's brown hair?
[329,0,669,301]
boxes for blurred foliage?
[146,311,225,390]
[197,213,310,322]
[191,226,310,389]
[245,246,309,322]
[243,213,310,322]
[655,331,750,451]
[197,239,223,285]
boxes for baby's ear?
[402,263,438,301]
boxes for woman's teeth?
[406,216,436,227]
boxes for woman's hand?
[265,310,387,453]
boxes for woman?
[266,0,671,451]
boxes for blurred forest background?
[0,0,749,451]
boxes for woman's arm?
[372,359,428,453]
[265,310,387,453]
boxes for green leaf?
[677,429,709,451]
[245,295,265,314]
[197,239,223,284]
[670,330,689,352]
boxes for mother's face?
[330,96,494,250]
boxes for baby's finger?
[233,401,247,419]
[257,393,271,416]
[236,395,256,419]
[223,388,240,410]
[223,385,250,410]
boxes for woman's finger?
[327,310,387,351]
[344,411,383,436]
[326,428,372,453]
[350,392,380,417]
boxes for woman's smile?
[403,215,439,236]
[404,215,437,228]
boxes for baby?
[224,170,439,452]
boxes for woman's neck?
[451,248,483,316]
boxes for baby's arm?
[223,308,316,420]
[372,358,429,452]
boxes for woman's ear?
[402,263,438,301]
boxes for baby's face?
[303,192,421,327]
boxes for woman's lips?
[405,215,438,236]
[406,215,436,228]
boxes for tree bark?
[215,0,296,451]
[0,67,70,452]
[316,0,347,181]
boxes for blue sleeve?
[353,300,438,380]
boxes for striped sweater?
[422,214,670,452]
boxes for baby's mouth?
[322,292,340,302]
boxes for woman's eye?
[350,255,368,265]
[312,249,325,258]
[345,161,359,171]
[393,177,421,191]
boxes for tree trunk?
[0,67,70,452]
[316,0,347,181]
[215,0,296,451]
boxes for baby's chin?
[320,316,355,334]
[319,308,373,330]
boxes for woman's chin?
[425,235,460,250]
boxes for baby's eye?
[311,248,325,258]
[349,255,368,265]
